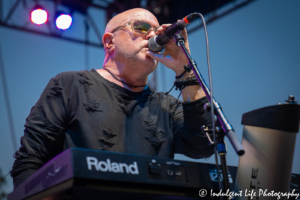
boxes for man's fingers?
[146,51,173,65]
[156,24,172,35]
[146,51,163,62]
[180,28,190,53]
[156,24,189,43]
[161,24,172,28]
[181,28,188,39]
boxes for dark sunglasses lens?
[133,21,151,34]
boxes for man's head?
[102,8,159,77]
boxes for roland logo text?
[86,157,139,175]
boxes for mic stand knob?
[201,125,221,148]
[173,32,185,47]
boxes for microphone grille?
[148,36,165,53]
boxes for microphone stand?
[172,32,244,192]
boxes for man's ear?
[102,32,114,52]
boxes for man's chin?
[145,56,157,67]
[136,51,157,67]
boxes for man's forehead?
[105,8,159,33]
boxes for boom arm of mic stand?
[174,33,245,156]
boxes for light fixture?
[55,12,73,30]
[30,5,48,25]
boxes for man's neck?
[100,54,154,92]
[96,67,148,92]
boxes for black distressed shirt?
[11,69,214,188]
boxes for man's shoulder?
[54,70,96,84]
[55,70,91,79]
[52,70,97,91]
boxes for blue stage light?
[55,14,72,30]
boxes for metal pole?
[0,41,18,152]
[174,34,244,156]
[0,0,2,22]
[85,18,89,70]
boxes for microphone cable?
[195,13,223,192]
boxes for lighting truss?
[0,0,254,48]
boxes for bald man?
[11,8,213,188]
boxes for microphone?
[148,13,198,53]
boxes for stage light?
[30,6,48,25]
[55,14,72,30]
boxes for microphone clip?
[173,31,185,47]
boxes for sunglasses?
[112,20,158,35]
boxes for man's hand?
[146,24,190,76]
[146,23,205,102]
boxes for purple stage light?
[31,7,48,25]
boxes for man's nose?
[146,30,156,40]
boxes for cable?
[196,13,223,192]
[0,40,18,152]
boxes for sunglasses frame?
[112,20,158,35]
